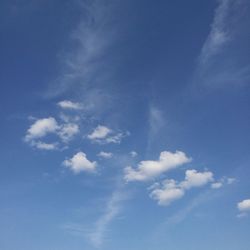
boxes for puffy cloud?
[124,151,191,182]
[87,125,127,144]
[25,117,80,150]
[150,169,214,206]
[98,151,113,159]
[180,169,214,189]
[63,152,97,173]
[88,125,111,140]
[58,123,79,142]
[211,182,223,189]
[150,180,184,206]
[238,199,250,212]
[25,117,59,141]
[57,100,83,110]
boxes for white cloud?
[88,191,126,248]
[58,123,79,142]
[25,117,59,141]
[180,169,214,189]
[34,141,58,150]
[130,151,138,157]
[87,125,127,144]
[210,176,236,189]
[57,100,83,110]
[150,169,214,206]
[63,152,97,173]
[150,179,184,206]
[199,0,231,65]
[124,151,191,182]
[98,151,113,159]
[237,198,250,218]
[88,125,111,140]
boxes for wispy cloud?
[194,0,250,88]
[87,190,128,248]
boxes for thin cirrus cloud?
[124,151,192,182]
[87,125,127,144]
[63,151,97,174]
[194,0,250,88]
[57,100,83,110]
[150,169,214,206]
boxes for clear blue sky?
[1,0,250,249]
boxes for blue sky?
[1,0,250,249]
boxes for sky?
[1,0,250,249]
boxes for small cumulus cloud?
[124,151,191,182]
[24,116,79,150]
[57,100,83,110]
[63,151,97,174]
[98,151,113,159]
[130,151,138,157]
[150,169,214,206]
[87,125,128,144]
[237,199,250,218]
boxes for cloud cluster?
[150,169,214,206]
[88,125,127,144]
[63,152,97,173]
[24,116,79,150]
[124,151,191,182]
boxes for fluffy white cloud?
[87,125,127,144]
[150,169,214,206]
[124,151,191,182]
[25,117,59,141]
[88,125,111,140]
[58,123,79,142]
[57,100,83,110]
[63,152,97,174]
[150,179,184,206]
[98,151,113,159]
[238,199,250,212]
[210,177,236,189]
[25,117,80,150]
[180,169,214,189]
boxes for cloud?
[24,116,80,150]
[180,169,214,189]
[194,0,250,88]
[210,176,236,189]
[237,199,250,217]
[150,169,214,206]
[88,191,127,248]
[87,125,127,144]
[88,125,112,140]
[150,180,185,206]
[98,151,113,159]
[57,100,83,110]
[25,117,59,141]
[63,152,97,173]
[124,151,191,182]
[211,182,223,189]
[130,151,138,157]
[58,123,79,142]
[199,0,231,65]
